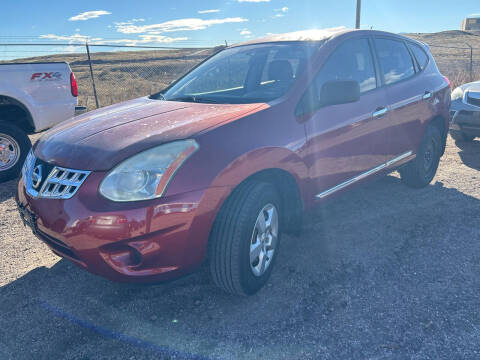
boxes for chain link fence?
[406,32,480,88]
[0,43,219,110]
[83,45,220,110]
[428,44,480,88]
[1,39,480,111]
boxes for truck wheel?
[400,125,441,188]
[0,121,32,182]
[210,181,281,296]
[450,130,475,143]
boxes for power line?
[0,44,217,50]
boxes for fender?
[182,146,310,267]
[208,146,309,194]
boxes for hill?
[2,31,480,109]
[3,48,217,110]
[405,30,480,87]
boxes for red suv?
[17,29,450,295]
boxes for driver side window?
[296,38,377,116]
[314,38,377,96]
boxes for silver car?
[450,81,480,142]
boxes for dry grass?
[71,48,217,110]
[406,30,480,88]
[74,31,480,107]
[2,48,218,110]
[3,31,480,109]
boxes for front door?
[302,37,390,198]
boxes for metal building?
[461,15,480,34]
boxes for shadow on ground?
[456,138,480,171]
[0,179,17,205]
[2,171,480,359]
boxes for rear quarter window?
[407,43,429,71]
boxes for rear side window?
[407,43,429,71]
[375,38,415,85]
[314,38,377,94]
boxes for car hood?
[460,81,480,92]
[35,97,268,171]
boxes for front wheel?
[209,182,281,296]
[400,125,441,188]
[0,121,32,182]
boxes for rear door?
[373,37,434,160]
[302,37,391,198]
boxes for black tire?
[0,121,31,182]
[400,125,442,188]
[209,181,281,296]
[450,130,475,143]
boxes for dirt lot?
[1,135,480,359]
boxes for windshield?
[157,42,320,104]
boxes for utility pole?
[355,0,361,29]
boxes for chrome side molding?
[316,151,413,199]
[385,151,413,166]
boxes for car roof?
[230,27,350,47]
[230,28,425,49]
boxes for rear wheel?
[450,130,475,143]
[209,181,281,296]
[400,125,441,188]
[0,121,31,182]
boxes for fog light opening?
[104,246,143,269]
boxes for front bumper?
[16,174,219,283]
[450,99,480,136]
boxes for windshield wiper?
[167,95,220,104]
[150,92,165,100]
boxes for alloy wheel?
[249,203,279,277]
[0,133,20,171]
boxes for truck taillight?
[70,72,78,97]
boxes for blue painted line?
[38,299,213,360]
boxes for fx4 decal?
[31,72,62,81]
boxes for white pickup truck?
[0,61,85,181]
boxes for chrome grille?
[39,166,90,199]
[22,150,39,197]
[22,150,91,200]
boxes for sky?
[0,0,480,59]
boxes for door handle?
[373,107,388,118]
[423,91,432,100]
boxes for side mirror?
[319,80,360,107]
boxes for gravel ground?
[1,135,479,360]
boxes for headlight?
[451,87,464,101]
[99,140,199,202]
